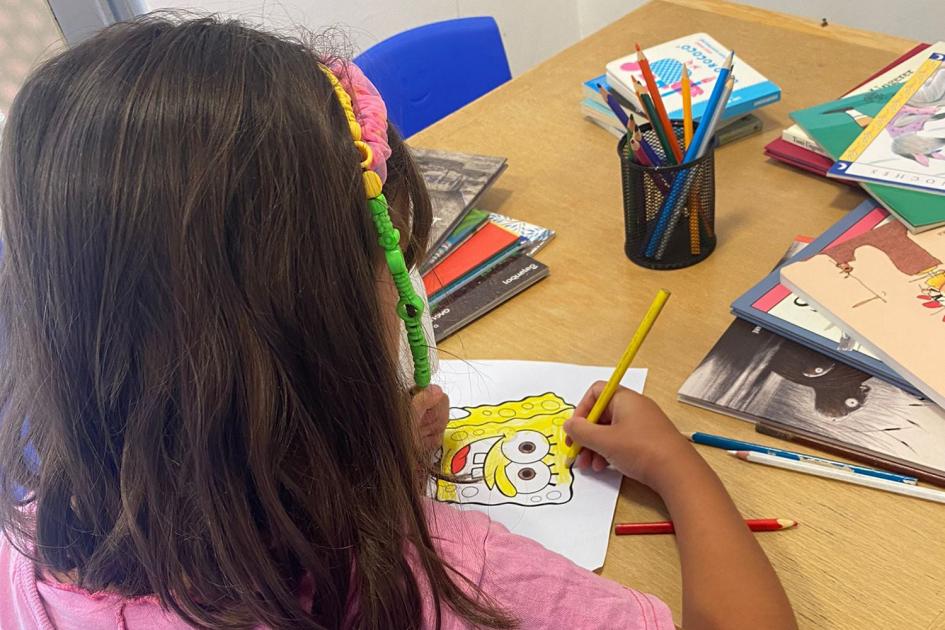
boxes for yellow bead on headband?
[319,64,431,388]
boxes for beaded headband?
[319,63,431,388]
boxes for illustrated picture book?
[679,318,945,485]
[828,53,945,196]
[731,200,916,394]
[430,254,549,342]
[778,41,941,158]
[604,33,781,124]
[790,84,945,232]
[780,204,945,408]
[433,360,646,571]
[411,147,508,257]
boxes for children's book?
[430,254,549,342]
[420,209,490,273]
[422,221,519,298]
[828,53,945,197]
[731,200,917,394]
[604,33,781,123]
[793,84,945,232]
[679,316,945,485]
[428,240,525,307]
[433,360,646,570]
[777,42,940,158]
[488,212,555,257]
[780,206,945,408]
[411,147,508,257]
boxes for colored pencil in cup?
[636,43,683,162]
[682,67,700,254]
[681,66,693,149]
[645,53,733,259]
[615,518,797,535]
[729,451,945,505]
[685,431,918,485]
[563,289,670,463]
[632,78,676,166]
[597,83,630,128]
[628,117,662,167]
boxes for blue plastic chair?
[355,17,512,138]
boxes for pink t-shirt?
[0,500,675,629]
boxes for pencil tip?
[635,43,642,53]
[778,519,799,529]
[682,431,695,440]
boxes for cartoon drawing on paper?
[435,393,574,507]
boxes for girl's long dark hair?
[0,15,512,629]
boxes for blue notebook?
[731,200,917,394]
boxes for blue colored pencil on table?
[644,53,733,258]
[685,431,918,485]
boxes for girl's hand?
[412,384,449,454]
[563,381,701,493]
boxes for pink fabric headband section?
[328,61,392,184]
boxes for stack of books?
[681,51,945,486]
[765,41,945,232]
[411,147,552,342]
[580,33,779,144]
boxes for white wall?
[144,0,591,76]
[143,1,939,78]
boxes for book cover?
[780,208,945,408]
[679,318,945,482]
[420,208,490,273]
[411,147,508,256]
[429,239,525,307]
[422,221,519,297]
[829,53,945,196]
[793,83,945,232]
[604,33,780,123]
[783,42,941,156]
[488,212,555,256]
[430,254,549,342]
[731,200,917,393]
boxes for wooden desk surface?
[413,1,945,628]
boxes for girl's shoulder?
[421,500,676,629]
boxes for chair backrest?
[355,17,511,138]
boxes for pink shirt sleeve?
[426,501,676,629]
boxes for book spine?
[781,125,828,156]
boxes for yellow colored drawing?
[435,393,575,507]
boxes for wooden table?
[413,1,945,628]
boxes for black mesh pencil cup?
[618,121,716,269]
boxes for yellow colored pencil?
[682,67,693,149]
[564,289,671,462]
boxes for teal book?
[791,84,945,232]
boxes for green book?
[791,85,945,233]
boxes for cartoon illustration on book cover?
[434,393,575,507]
[780,211,945,407]
[831,56,945,192]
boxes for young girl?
[0,16,796,630]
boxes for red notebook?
[765,42,930,176]
[422,222,518,296]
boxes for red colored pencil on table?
[615,518,798,535]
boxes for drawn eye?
[844,398,861,409]
[501,430,550,463]
[505,463,552,494]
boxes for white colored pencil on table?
[728,450,945,506]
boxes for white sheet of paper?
[432,360,647,571]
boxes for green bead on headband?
[319,64,431,388]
